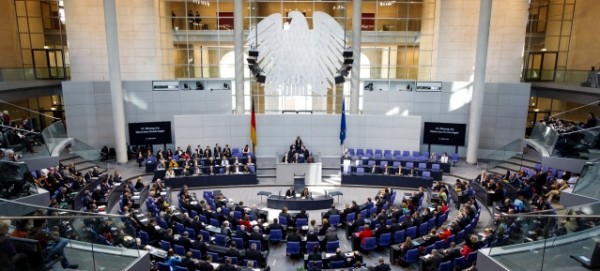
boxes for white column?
[350,0,362,114]
[466,0,492,164]
[234,0,244,114]
[103,0,127,164]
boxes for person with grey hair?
[370,257,391,271]
[422,249,444,271]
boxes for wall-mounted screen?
[128,121,172,145]
[423,122,466,146]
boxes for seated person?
[28,219,78,269]
[300,187,310,199]
[328,247,345,262]
[285,186,296,198]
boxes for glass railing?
[572,162,600,200]
[529,122,560,155]
[0,197,143,271]
[40,120,68,155]
[487,202,600,271]
[0,160,39,199]
[486,138,523,170]
[0,67,69,81]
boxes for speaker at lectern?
[294,173,305,194]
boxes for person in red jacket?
[438,225,452,240]
[355,224,373,245]
[239,215,252,232]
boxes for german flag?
[250,97,257,150]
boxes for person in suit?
[307,246,321,261]
[180,251,200,271]
[268,218,284,234]
[177,231,193,251]
[294,136,303,151]
[193,234,209,255]
[422,249,444,271]
[216,257,236,271]
[372,257,391,271]
[442,242,461,262]
[285,186,296,198]
[198,255,215,271]
[287,230,302,242]
[244,243,264,267]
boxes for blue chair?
[369,206,378,217]
[419,223,428,236]
[418,163,427,169]
[456,230,465,244]
[308,261,323,269]
[401,248,419,267]
[233,211,243,220]
[199,215,208,224]
[186,228,196,238]
[378,232,391,248]
[360,237,376,253]
[447,234,455,245]
[393,230,405,244]
[190,248,202,260]
[406,226,417,239]
[210,218,220,227]
[286,242,301,258]
[157,219,168,229]
[427,217,436,231]
[422,171,431,179]
[326,240,340,253]
[356,167,365,175]
[435,240,446,250]
[200,230,211,243]
[138,230,149,246]
[438,260,452,271]
[453,256,466,270]
[206,251,220,263]
[360,209,368,219]
[157,262,171,271]
[214,234,227,247]
[432,163,440,170]
[411,151,420,158]
[269,229,283,244]
[437,212,448,227]
[306,241,320,253]
[174,244,186,256]
[175,222,185,235]
[160,240,171,251]
[232,237,245,249]
[425,244,435,255]
[296,218,308,229]
[249,240,262,251]
[173,266,188,271]
[450,154,459,165]
[466,251,478,266]
[345,212,356,224]
[329,260,345,268]
[329,214,340,226]
[279,216,288,228]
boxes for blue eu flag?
[340,98,346,145]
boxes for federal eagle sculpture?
[247,11,346,96]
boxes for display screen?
[128,121,172,145]
[423,122,466,146]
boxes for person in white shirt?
[165,167,175,179]
[221,155,230,175]
[440,152,449,163]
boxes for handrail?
[0,197,126,218]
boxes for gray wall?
[362,81,531,157]
[63,80,530,161]
[62,80,232,148]
[174,114,422,158]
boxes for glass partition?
[40,120,68,154]
[529,122,560,155]
[486,138,523,170]
[0,160,39,199]
[0,197,142,270]
[488,201,600,271]
[572,162,600,200]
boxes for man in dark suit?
[177,231,193,251]
[442,242,461,262]
[180,251,201,271]
[161,228,176,246]
[244,243,264,267]
[372,257,391,271]
[224,243,240,261]
[193,234,209,255]
[287,230,302,243]
[285,186,296,197]
[347,213,366,238]
[268,218,284,233]
[234,201,246,214]
[422,249,444,271]
[197,255,215,271]
[216,257,236,271]
[323,204,339,220]
[328,248,346,262]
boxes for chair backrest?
[356,167,365,175]
[139,230,149,245]
[269,229,283,241]
[308,261,323,269]
[369,206,378,217]
[214,234,227,246]
[419,223,428,236]
[435,240,446,250]
[190,248,202,259]
[363,237,376,249]
[405,248,418,261]
[232,237,244,249]
[160,240,171,251]
[326,240,340,253]
[249,240,262,251]
[379,233,391,246]
[329,214,340,225]
[306,241,319,252]
[174,244,186,256]
[175,222,185,234]
[296,218,308,228]
[407,226,417,239]
[330,260,345,268]
[438,260,452,271]
[406,162,414,168]
[200,230,211,242]
[425,244,435,254]
[346,212,356,223]
[422,171,431,178]
[287,241,300,254]
[157,262,171,271]
[210,218,220,227]
[432,163,440,170]
[419,163,427,169]
[225,256,238,265]
[394,230,405,244]
[207,251,220,262]
[360,209,368,219]
[278,216,288,226]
